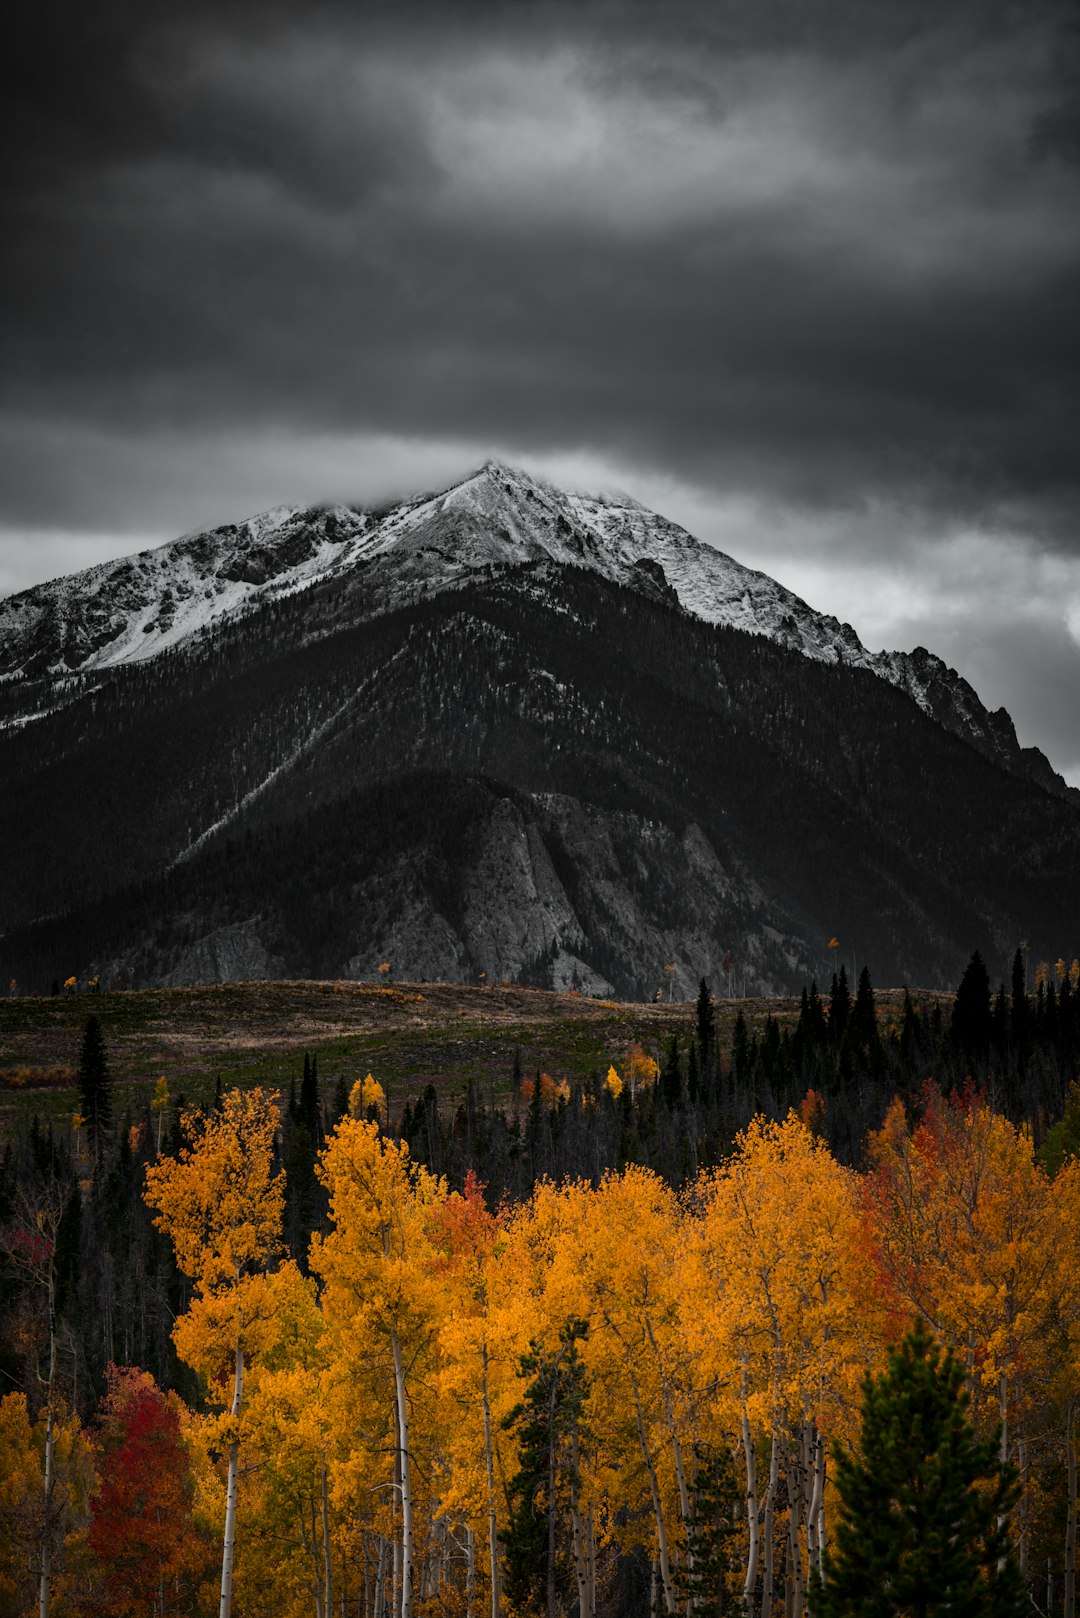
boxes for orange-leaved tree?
[144,1086,289,1618]
[312,1117,446,1618]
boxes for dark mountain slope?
[1,563,1077,996]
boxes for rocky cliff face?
[2,460,1070,799]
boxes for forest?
[2,958,1080,1618]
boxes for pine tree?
[697,978,715,1063]
[77,1014,112,1160]
[811,1320,1028,1618]
[952,951,992,1073]
[679,1442,739,1616]
[660,1035,682,1109]
[828,967,851,1045]
[501,1320,590,1618]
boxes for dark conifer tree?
[828,967,851,1046]
[679,1443,739,1617]
[851,965,878,1050]
[952,950,992,1073]
[660,1035,682,1109]
[501,1320,590,1618]
[731,1012,749,1085]
[77,1015,112,1160]
[696,978,715,1064]
[812,1320,1027,1618]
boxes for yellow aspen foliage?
[349,1073,386,1118]
[312,1118,447,1618]
[604,1065,624,1100]
[144,1087,284,1294]
[144,1087,292,1618]
[624,1044,659,1098]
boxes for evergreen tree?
[828,967,851,1046]
[696,978,715,1063]
[851,965,878,1050]
[660,1035,682,1109]
[811,1320,1028,1618]
[952,950,992,1073]
[679,1442,739,1617]
[501,1320,590,1618]
[77,1014,112,1160]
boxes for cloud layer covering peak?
[4,0,1080,777]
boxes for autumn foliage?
[3,1080,1080,1618]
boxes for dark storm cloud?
[4,0,1080,778]
[4,0,1079,544]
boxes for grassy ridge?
[0,979,703,1127]
[0,977,941,1133]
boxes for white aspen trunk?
[760,1433,779,1618]
[322,1466,333,1618]
[391,1333,413,1618]
[570,1431,590,1618]
[644,1319,693,1614]
[1066,1397,1077,1618]
[374,1534,388,1618]
[1016,1434,1028,1578]
[628,1378,677,1615]
[392,1456,402,1618]
[786,1439,803,1618]
[587,1512,596,1618]
[38,1405,54,1618]
[310,1490,325,1618]
[481,1346,501,1618]
[741,1410,759,1615]
[219,1337,244,1618]
[805,1428,826,1584]
[466,1525,476,1618]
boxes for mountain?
[1,461,1077,998]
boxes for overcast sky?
[4,0,1080,779]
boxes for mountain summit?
[0,461,1063,797]
[2,462,1077,997]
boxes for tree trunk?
[628,1375,677,1615]
[466,1526,476,1618]
[785,1439,803,1618]
[219,1337,244,1618]
[645,1319,693,1613]
[1066,1397,1077,1618]
[741,1409,759,1615]
[391,1332,413,1618]
[481,1345,501,1618]
[38,1405,54,1618]
[310,1492,325,1618]
[548,1371,558,1618]
[322,1465,334,1618]
[805,1427,826,1585]
[570,1431,591,1618]
[760,1433,779,1618]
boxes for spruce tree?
[77,1014,112,1159]
[696,977,715,1063]
[501,1320,589,1618]
[952,951,992,1072]
[811,1320,1028,1618]
[660,1035,682,1109]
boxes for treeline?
[4,955,1080,1428]
[2,1073,1079,1618]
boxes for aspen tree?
[312,1117,445,1618]
[144,1086,286,1618]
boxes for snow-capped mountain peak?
[0,460,1070,798]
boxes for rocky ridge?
[0,459,1069,797]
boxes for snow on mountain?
[0,458,1069,794]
